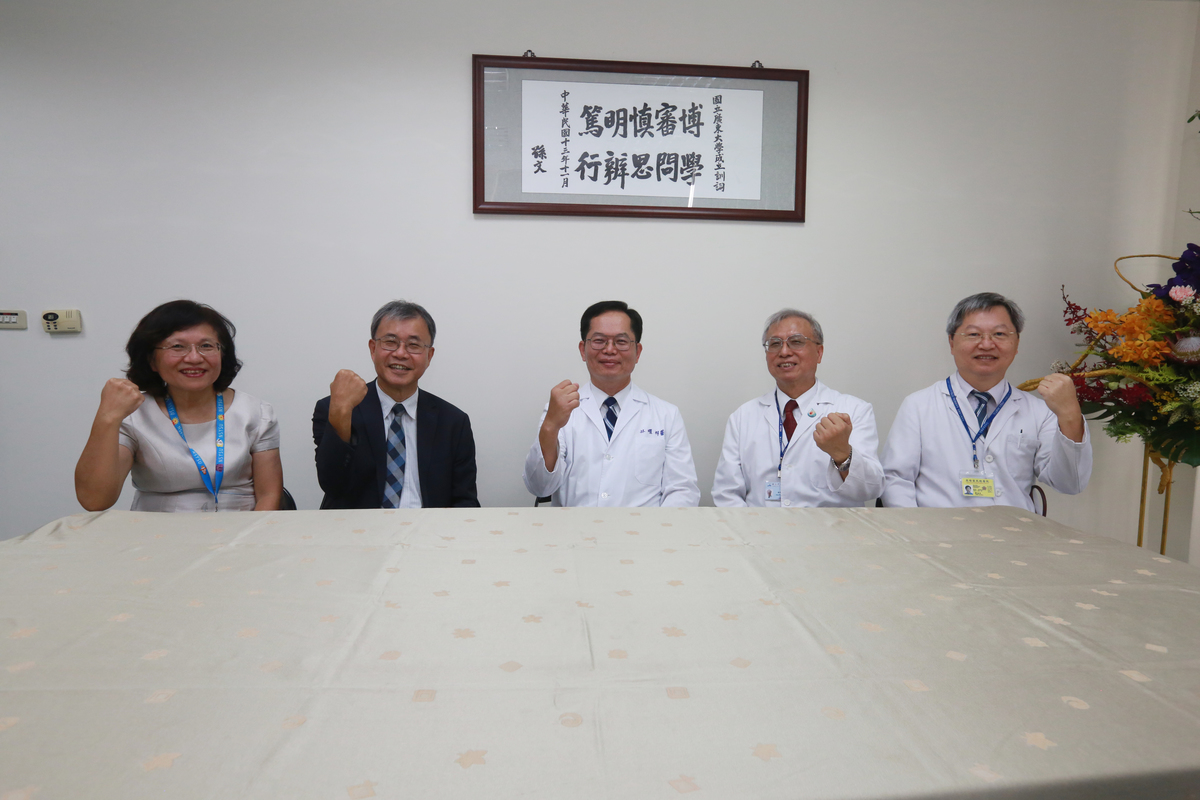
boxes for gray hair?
[371,300,437,344]
[945,292,1025,336]
[762,308,824,345]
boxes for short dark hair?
[946,292,1026,336]
[125,300,241,397]
[371,300,436,344]
[580,301,643,343]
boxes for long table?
[2,506,1199,799]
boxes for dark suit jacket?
[312,382,480,509]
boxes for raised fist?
[813,412,853,464]
[1036,373,1082,419]
[544,380,581,432]
[97,378,145,423]
[1037,372,1086,442]
[330,369,368,413]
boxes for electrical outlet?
[0,310,28,330]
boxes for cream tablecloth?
[2,506,1199,799]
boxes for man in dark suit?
[312,300,479,509]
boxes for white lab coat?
[712,382,884,508]
[523,382,700,507]
[880,375,1092,510]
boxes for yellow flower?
[1153,391,1178,411]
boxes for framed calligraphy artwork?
[472,54,808,223]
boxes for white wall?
[2,0,1197,546]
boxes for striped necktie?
[382,404,406,508]
[969,390,992,434]
[603,396,618,440]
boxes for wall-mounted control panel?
[0,310,28,330]
[41,309,83,333]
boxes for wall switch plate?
[0,310,28,330]
[42,309,82,333]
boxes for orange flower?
[1084,296,1175,367]
[1085,308,1120,335]
[1114,314,1152,340]
[1135,296,1175,325]
[1109,335,1171,367]
[1090,298,1174,337]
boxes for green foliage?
[1139,364,1184,386]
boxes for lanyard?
[946,378,1011,470]
[164,393,225,508]
[774,390,795,478]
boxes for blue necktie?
[969,390,992,434]
[382,404,406,508]
[603,396,618,440]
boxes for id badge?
[765,481,781,501]
[959,470,995,498]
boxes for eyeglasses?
[954,331,1018,345]
[375,337,432,355]
[156,342,222,356]
[764,334,817,353]
[585,335,636,351]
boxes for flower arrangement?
[1034,244,1200,467]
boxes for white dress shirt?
[880,373,1092,510]
[712,381,884,508]
[377,383,423,509]
[523,381,700,507]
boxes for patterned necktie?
[783,399,798,441]
[382,404,406,508]
[603,396,618,440]
[969,390,992,433]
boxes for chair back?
[1030,484,1047,517]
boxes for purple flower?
[1148,243,1200,299]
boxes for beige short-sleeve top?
[118,390,279,512]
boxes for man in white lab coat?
[712,309,884,508]
[881,292,1091,510]
[523,301,700,507]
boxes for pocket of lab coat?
[635,435,666,485]
[1006,434,1038,478]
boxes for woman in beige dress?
[75,300,283,512]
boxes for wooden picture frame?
[472,54,808,223]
